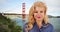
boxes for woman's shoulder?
[23,22,29,32]
[42,23,54,32]
[42,23,53,28]
[47,23,54,28]
[44,23,54,32]
[23,22,28,28]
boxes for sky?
[0,0,60,16]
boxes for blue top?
[23,22,54,32]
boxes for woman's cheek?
[41,14,44,19]
[34,13,37,19]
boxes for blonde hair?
[27,2,48,30]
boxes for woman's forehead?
[35,7,45,11]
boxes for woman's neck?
[36,20,42,29]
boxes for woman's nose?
[37,12,40,15]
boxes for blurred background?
[0,0,60,32]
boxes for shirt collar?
[34,22,48,28]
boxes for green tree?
[0,13,22,32]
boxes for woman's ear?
[44,15,48,24]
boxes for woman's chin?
[36,18,43,20]
[36,19,41,21]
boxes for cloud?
[0,0,7,4]
[47,7,60,16]
[45,0,60,7]
[0,4,22,14]
[0,0,60,16]
[44,0,60,16]
[0,0,21,14]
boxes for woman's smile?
[36,15,41,19]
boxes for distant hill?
[48,15,60,18]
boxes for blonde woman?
[23,2,54,32]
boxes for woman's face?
[34,7,45,21]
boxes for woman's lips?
[37,16,41,18]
